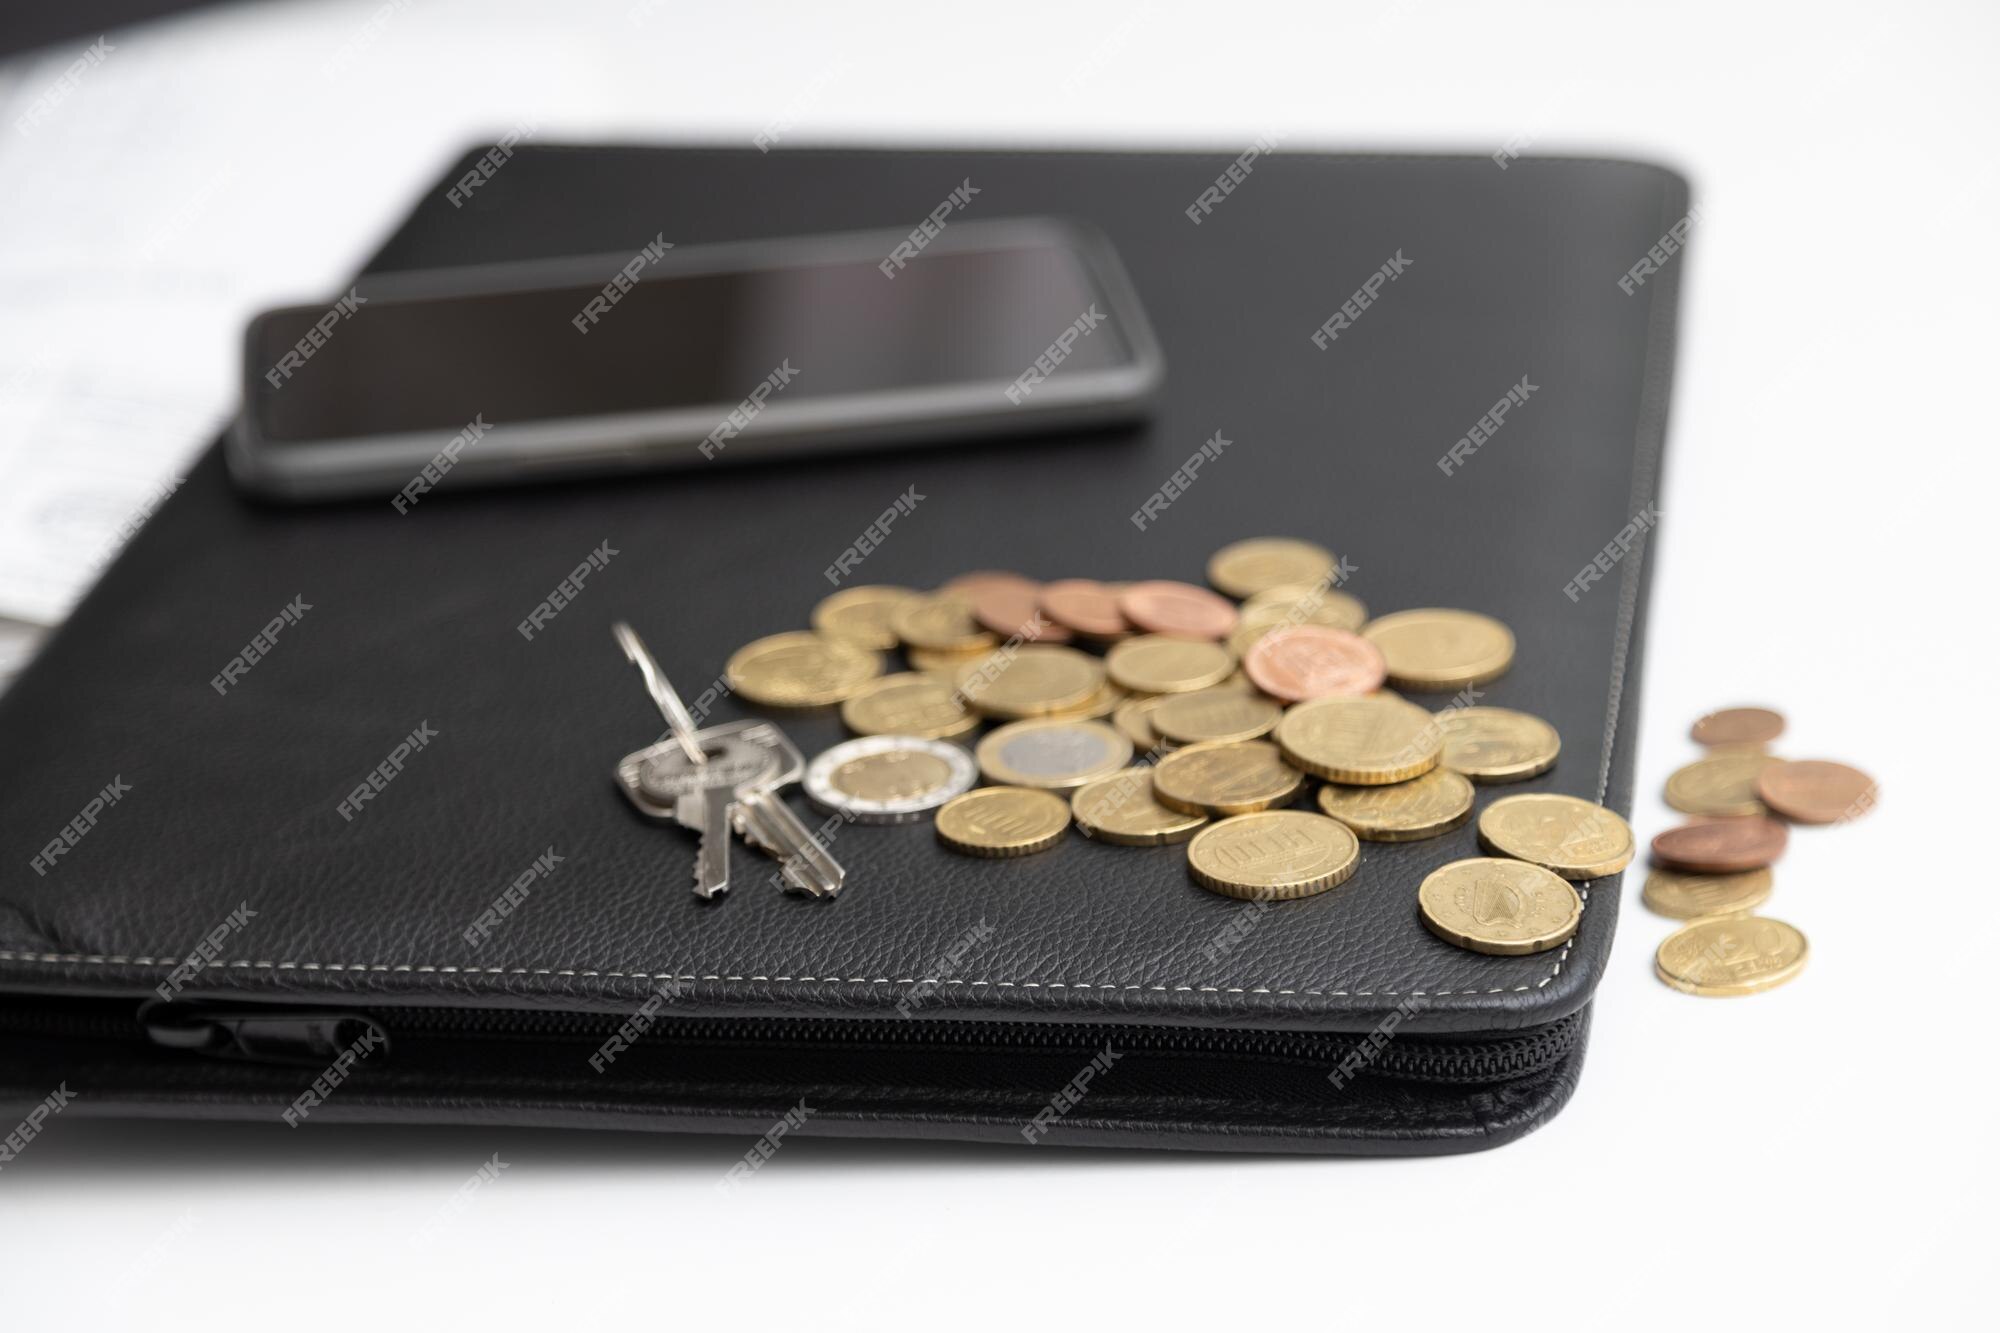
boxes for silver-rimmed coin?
[804,736,978,825]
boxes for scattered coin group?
[1646,706,1879,996]
[723,537,1637,956]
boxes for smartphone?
[228,218,1163,502]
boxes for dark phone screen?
[249,239,1129,444]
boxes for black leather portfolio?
[0,145,1687,1154]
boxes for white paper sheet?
[0,0,585,623]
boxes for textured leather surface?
[0,147,1682,1092]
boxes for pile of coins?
[1646,706,1879,996]
[724,537,1635,956]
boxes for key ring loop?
[612,621,706,767]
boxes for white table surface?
[1,1,1992,1327]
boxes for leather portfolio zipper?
[4,997,1584,1087]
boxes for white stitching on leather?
[0,475,1652,1002]
[0,159,1673,1004]
[0,947,1560,997]
[0,484,1636,1001]
[1525,177,1675,996]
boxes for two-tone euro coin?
[804,736,977,825]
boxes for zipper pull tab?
[140,1002,389,1066]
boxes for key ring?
[612,621,705,767]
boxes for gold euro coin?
[1655,915,1808,996]
[1112,694,1166,751]
[1437,706,1560,783]
[1186,811,1360,901]
[1228,600,1371,659]
[1641,867,1774,920]
[1361,608,1515,690]
[975,718,1133,790]
[907,645,987,676]
[1206,538,1338,598]
[1071,768,1207,846]
[725,631,882,707]
[1315,767,1474,842]
[892,593,999,653]
[1274,694,1441,785]
[1665,750,1771,817]
[1476,792,1634,880]
[810,585,919,651]
[1152,740,1304,816]
[1149,688,1282,745]
[1418,858,1584,956]
[935,786,1071,857]
[1228,583,1370,659]
[1040,677,1125,722]
[1244,582,1368,625]
[840,672,978,740]
[1227,620,1274,660]
[952,644,1102,719]
[1105,635,1234,695]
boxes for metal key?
[615,619,746,896]
[617,732,777,899]
[739,797,844,897]
[610,624,845,900]
[679,773,738,900]
[728,722,846,898]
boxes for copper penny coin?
[1040,579,1130,639]
[1651,818,1790,873]
[1242,625,1386,703]
[1690,706,1785,748]
[1118,580,1239,640]
[968,578,1072,644]
[944,570,1034,598]
[1756,759,1878,825]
